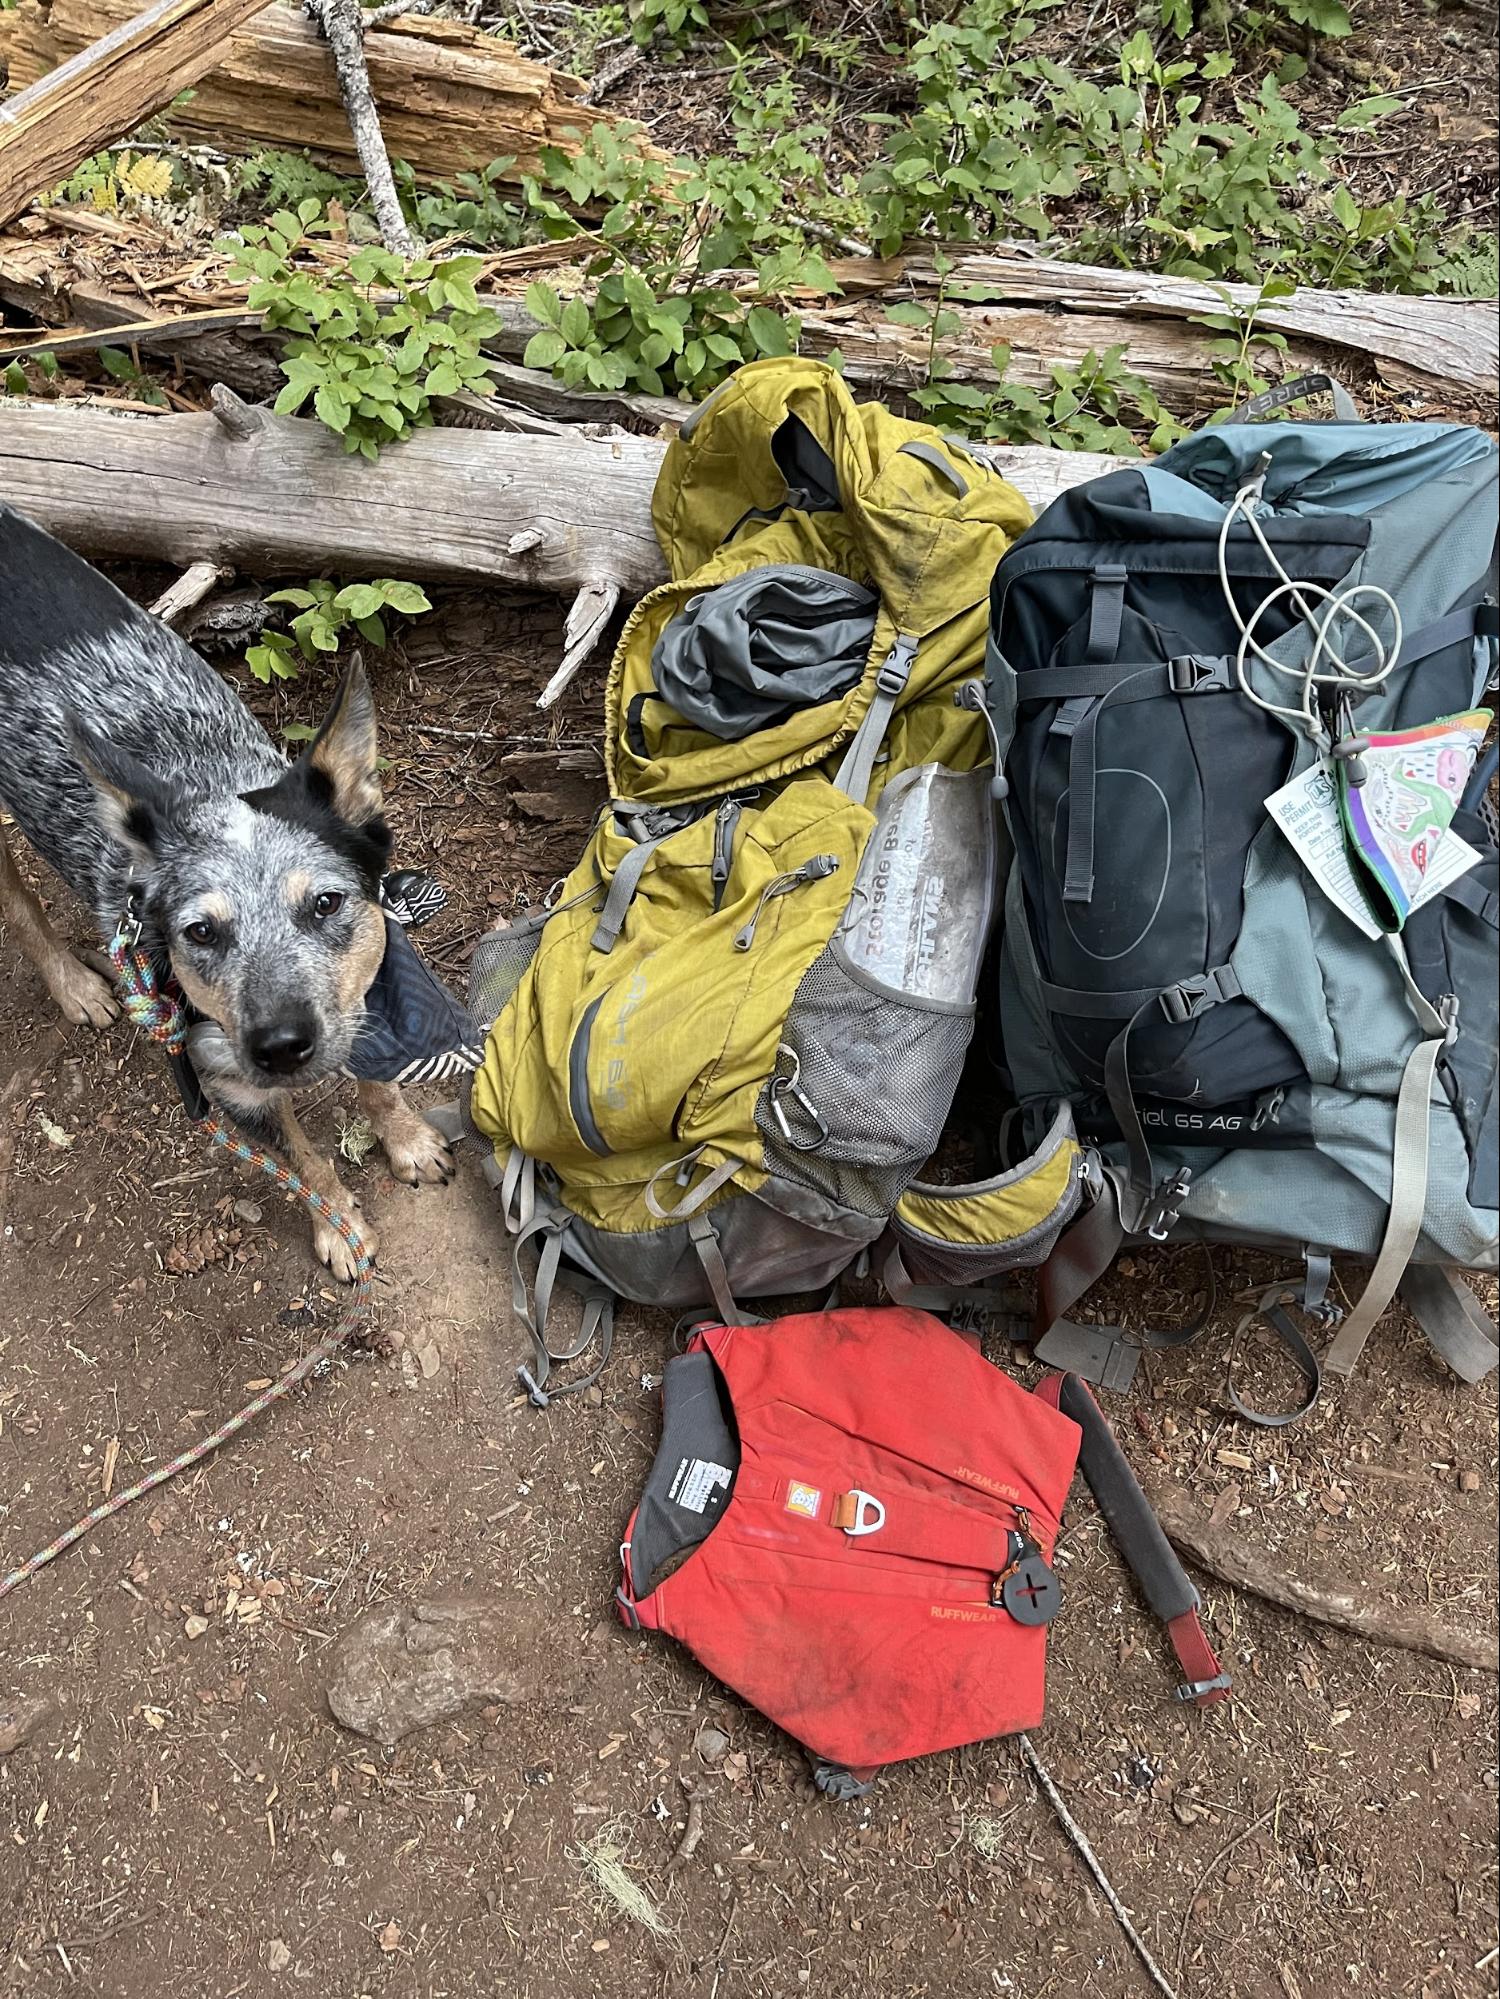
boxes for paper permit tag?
[1266,760,1481,940]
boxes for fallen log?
[0,398,1116,703]
[476,286,1497,422]
[0,0,272,229]
[1152,1482,1498,1676]
[821,250,1500,401]
[4,0,640,191]
[0,395,671,593]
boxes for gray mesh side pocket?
[757,947,975,1217]
[467,916,547,1028]
[756,764,994,1219]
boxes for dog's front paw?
[383,1116,456,1188]
[314,1203,378,1283]
[48,953,121,1029]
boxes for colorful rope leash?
[0,922,373,1602]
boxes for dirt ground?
[1,592,1497,1999]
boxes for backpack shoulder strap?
[1034,1371,1231,1707]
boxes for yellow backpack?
[466,360,1082,1398]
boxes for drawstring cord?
[0,918,373,1602]
[1217,457,1404,750]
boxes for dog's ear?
[69,719,180,866]
[298,657,382,827]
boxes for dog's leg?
[0,821,120,1028]
[212,1080,377,1281]
[355,1078,456,1187]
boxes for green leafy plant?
[515,104,823,401]
[1160,0,1351,41]
[96,343,170,406]
[234,149,360,216]
[854,8,1456,293]
[626,0,710,46]
[1189,274,1294,412]
[3,351,61,398]
[523,274,794,399]
[914,337,1185,456]
[393,157,527,249]
[222,204,501,457]
[246,576,432,683]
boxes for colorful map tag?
[1337,709,1490,930]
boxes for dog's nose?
[248,1022,317,1075]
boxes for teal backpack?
[984,382,1498,1417]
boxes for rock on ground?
[325,1599,531,1747]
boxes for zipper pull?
[711,797,744,911]
[733,854,840,952]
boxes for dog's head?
[75,662,392,1089]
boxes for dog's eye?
[182,919,218,949]
[312,891,346,921]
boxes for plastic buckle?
[1160,977,1207,1024]
[840,1490,886,1538]
[1168,656,1229,695]
[1145,1168,1192,1242]
[1174,1672,1232,1704]
[875,660,909,697]
[1439,993,1460,1047]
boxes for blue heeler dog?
[0,505,454,1278]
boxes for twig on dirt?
[1174,1804,1278,1985]
[55,1912,157,1952]
[303,0,420,256]
[1151,1483,1498,1675]
[793,213,874,259]
[395,721,507,742]
[150,560,232,626]
[584,44,645,103]
[667,1776,705,1874]
[1018,1733,1181,1999]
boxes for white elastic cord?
[1216,482,1403,744]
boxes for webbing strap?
[510,1206,616,1406]
[591,824,677,953]
[1225,1289,1323,1427]
[1032,1179,1216,1392]
[500,1143,536,1231]
[643,1147,743,1221]
[1395,600,1498,670]
[1397,1265,1500,1385]
[1034,1372,1229,1705]
[1098,968,1242,1232]
[897,439,968,496]
[1017,657,1231,704]
[880,1244,1030,1331]
[1441,871,1499,928]
[1085,564,1127,662]
[1061,662,1165,906]
[687,1214,755,1326]
[1223,370,1359,424]
[1322,1035,1443,1377]
[833,633,918,803]
[1038,979,1163,1019]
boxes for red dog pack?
[618,1306,1226,1784]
